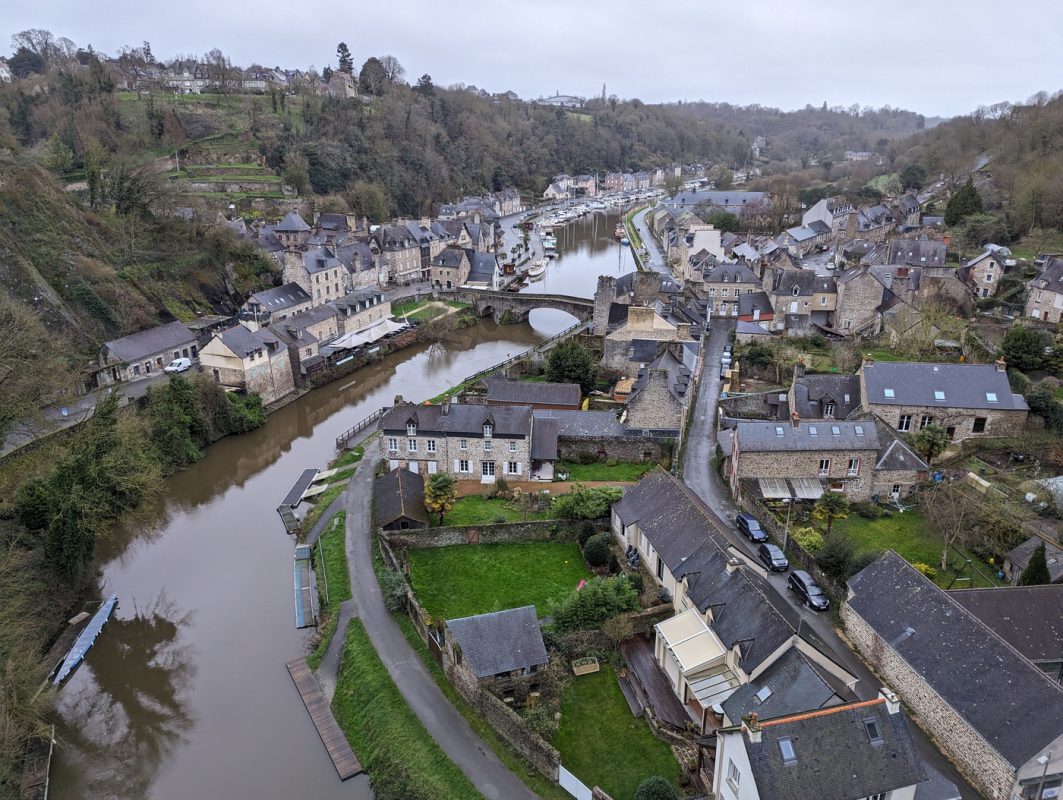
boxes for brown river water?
[50,210,634,799]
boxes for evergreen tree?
[544,339,596,393]
[944,178,983,226]
[336,42,354,75]
[1018,541,1052,585]
[424,473,456,525]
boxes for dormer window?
[792,285,800,296]
[407,422,417,436]
[483,423,493,438]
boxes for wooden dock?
[286,658,363,781]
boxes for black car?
[736,513,768,542]
[788,570,830,611]
[757,543,789,572]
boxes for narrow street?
[632,207,667,273]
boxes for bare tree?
[918,482,979,571]
[379,54,406,84]
[11,28,59,63]
[203,48,237,93]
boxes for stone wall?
[382,518,603,550]
[865,402,1027,442]
[718,390,786,420]
[557,435,672,463]
[627,603,675,635]
[736,446,879,500]
[626,370,685,431]
[841,603,1018,800]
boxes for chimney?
[793,359,806,380]
[996,357,1007,372]
[742,712,762,743]
[725,556,743,575]
[441,395,450,415]
[879,687,901,715]
[863,353,875,368]
[791,411,801,429]
[393,394,405,407]
[675,322,692,340]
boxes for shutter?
[516,462,522,475]
[454,459,460,473]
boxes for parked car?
[757,543,789,572]
[164,357,192,374]
[736,513,768,542]
[788,570,830,611]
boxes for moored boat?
[614,223,625,239]
[527,259,547,277]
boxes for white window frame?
[920,414,934,429]
[408,438,418,452]
[847,458,860,477]
[406,423,417,436]
[484,439,493,452]
[459,438,468,451]
[427,439,436,453]
[482,461,495,477]
[507,461,519,475]
[508,440,517,453]
[818,458,831,476]
[388,437,399,453]
[897,414,912,432]
[823,402,835,417]
[483,423,493,438]
[727,758,741,790]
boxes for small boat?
[527,260,547,277]
[620,237,630,246]
[614,223,625,239]
[53,594,119,686]
[542,234,557,252]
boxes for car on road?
[788,570,830,610]
[736,513,768,542]
[164,357,192,374]
[757,543,789,572]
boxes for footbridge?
[441,288,593,324]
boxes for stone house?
[280,246,346,308]
[378,401,537,482]
[273,210,312,250]
[737,291,775,326]
[702,262,761,318]
[625,342,699,436]
[602,306,693,372]
[444,606,549,705]
[239,282,312,331]
[777,223,827,257]
[266,304,339,384]
[97,321,198,385]
[332,241,381,292]
[373,467,428,530]
[763,270,836,335]
[960,249,1009,299]
[406,219,447,276]
[199,324,295,404]
[430,247,470,289]
[710,693,928,800]
[833,265,887,336]
[843,552,1063,800]
[1004,536,1063,585]
[896,192,922,225]
[333,288,390,335]
[493,188,522,216]
[372,225,422,285]
[611,470,859,731]
[801,196,854,239]
[729,418,883,501]
[1025,257,1063,322]
[858,357,1028,442]
[465,250,501,289]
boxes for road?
[680,317,979,798]
[632,207,668,274]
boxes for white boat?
[542,234,557,252]
[527,260,547,277]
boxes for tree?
[162,109,186,170]
[944,178,983,226]
[347,179,391,222]
[415,74,435,96]
[634,776,677,800]
[911,423,951,465]
[8,46,44,77]
[551,485,622,520]
[379,54,405,83]
[707,164,732,190]
[601,614,633,653]
[812,492,849,536]
[815,531,856,582]
[1018,541,1052,585]
[424,473,456,525]
[203,48,236,93]
[1001,325,1048,371]
[552,576,638,632]
[336,42,354,75]
[900,163,927,191]
[545,339,596,393]
[582,532,612,567]
[358,57,387,95]
[706,211,740,233]
[11,29,59,64]
[40,133,74,173]
[662,172,684,199]
[918,481,978,571]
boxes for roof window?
[778,737,797,764]
[883,388,895,398]
[855,425,865,436]
[808,426,818,436]
[755,686,773,703]
[775,426,785,436]
[864,718,883,744]
[986,392,998,403]
[831,426,841,435]
[934,391,945,401]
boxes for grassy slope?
[407,541,591,620]
[558,461,655,482]
[553,667,680,799]
[443,495,551,525]
[332,619,483,800]
[307,511,351,670]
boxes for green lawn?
[443,495,552,525]
[395,614,570,800]
[332,620,484,800]
[301,481,347,534]
[307,512,350,670]
[832,510,1001,587]
[553,667,680,799]
[407,541,592,620]
[559,461,655,482]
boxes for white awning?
[790,477,824,500]
[758,477,790,499]
[686,663,742,707]
[326,318,409,352]
[655,609,726,675]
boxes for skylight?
[855,425,864,436]
[986,392,998,402]
[808,426,818,436]
[864,718,883,744]
[779,737,797,764]
[934,391,945,401]
[831,426,841,435]
[775,426,784,436]
[755,686,773,703]
[884,388,895,398]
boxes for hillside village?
[4,27,1063,800]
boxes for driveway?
[679,318,978,798]
[342,462,539,800]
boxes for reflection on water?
[522,210,636,301]
[51,219,626,800]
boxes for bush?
[378,568,407,612]
[553,576,638,632]
[522,704,558,738]
[552,485,623,520]
[912,562,937,580]
[815,532,855,582]
[634,776,677,800]
[851,501,886,520]
[608,553,620,574]
[576,451,596,465]
[578,521,597,546]
[582,532,612,568]
[789,526,824,553]
[491,477,510,498]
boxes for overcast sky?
[5,0,1062,118]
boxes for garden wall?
[557,435,673,463]
[627,603,675,636]
[718,390,785,420]
[381,518,606,550]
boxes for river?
[50,211,631,799]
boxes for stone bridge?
[440,288,593,324]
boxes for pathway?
[632,207,668,274]
[343,461,539,800]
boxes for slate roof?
[248,282,311,312]
[465,250,498,283]
[103,321,196,363]
[847,551,1063,767]
[445,606,549,679]
[887,238,947,267]
[736,320,771,336]
[790,374,861,420]
[1030,257,1063,294]
[915,761,962,800]
[432,247,467,268]
[533,409,625,438]
[735,420,879,452]
[949,585,1063,665]
[702,262,760,285]
[740,699,926,800]
[861,361,1028,411]
[720,647,842,723]
[274,303,337,332]
[738,291,773,317]
[275,211,310,232]
[771,270,836,297]
[1006,535,1063,583]
[317,213,348,232]
[218,324,281,358]
[485,378,581,408]
[380,402,532,437]
[530,417,559,460]
[373,468,428,527]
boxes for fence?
[335,407,384,450]
[456,320,587,387]
[559,765,593,800]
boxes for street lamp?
[1035,753,1052,800]
[782,497,794,552]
